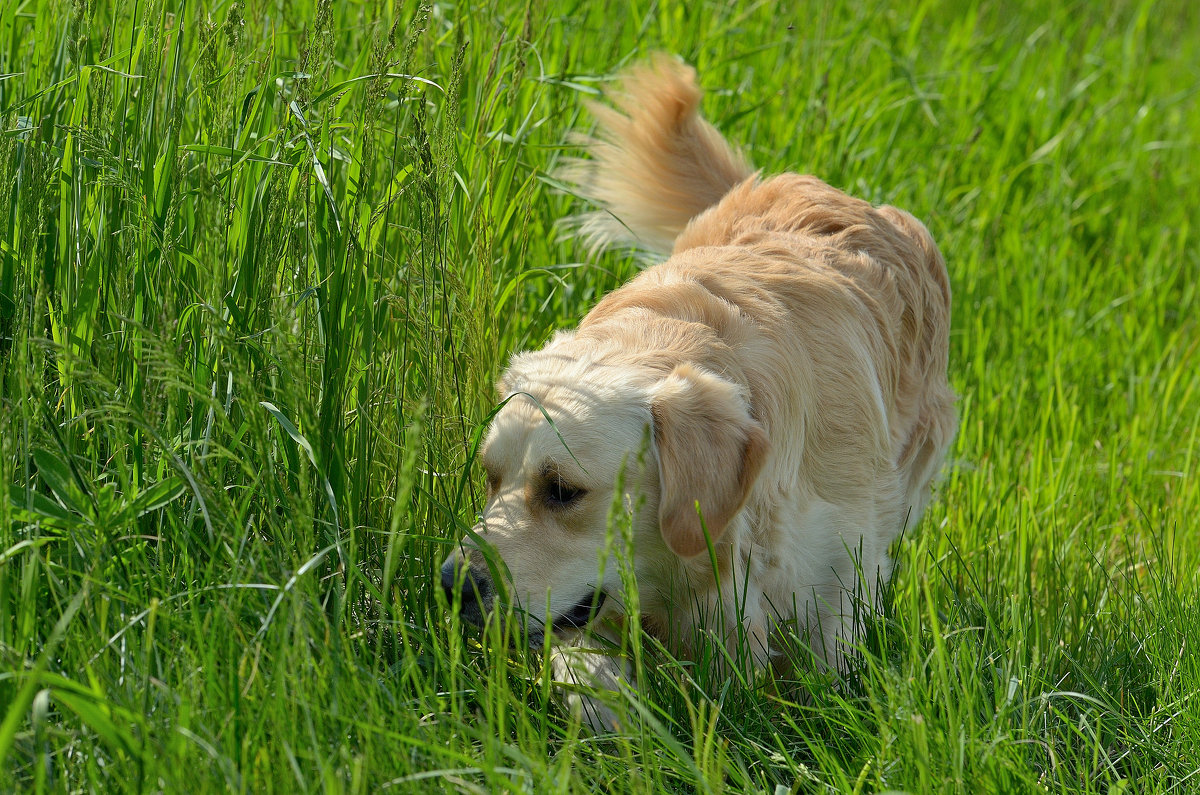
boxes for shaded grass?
[2,0,1198,791]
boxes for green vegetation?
[2,0,1197,791]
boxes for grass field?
[2,0,1199,791]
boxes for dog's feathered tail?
[562,55,753,255]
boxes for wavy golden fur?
[441,55,957,730]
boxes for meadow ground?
[2,0,1198,792]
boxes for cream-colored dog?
[441,56,957,730]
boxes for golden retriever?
[440,55,957,730]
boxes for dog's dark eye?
[546,479,586,508]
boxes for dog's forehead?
[486,389,597,456]
[486,395,568,450]
[483,379,650,474]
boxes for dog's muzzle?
[440,556,608,637]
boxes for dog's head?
[440,337,768,642]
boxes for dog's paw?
[549,642,630,733]
[563,688,623,734]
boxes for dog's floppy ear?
[651,364,769,558]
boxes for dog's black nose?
[440,559,457,596]
[440,558,479,608]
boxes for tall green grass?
[2,0,1197,791]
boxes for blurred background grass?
[1,0,1198,791]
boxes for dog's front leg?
[548,637,630,733]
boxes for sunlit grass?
[2,0,1197,791]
